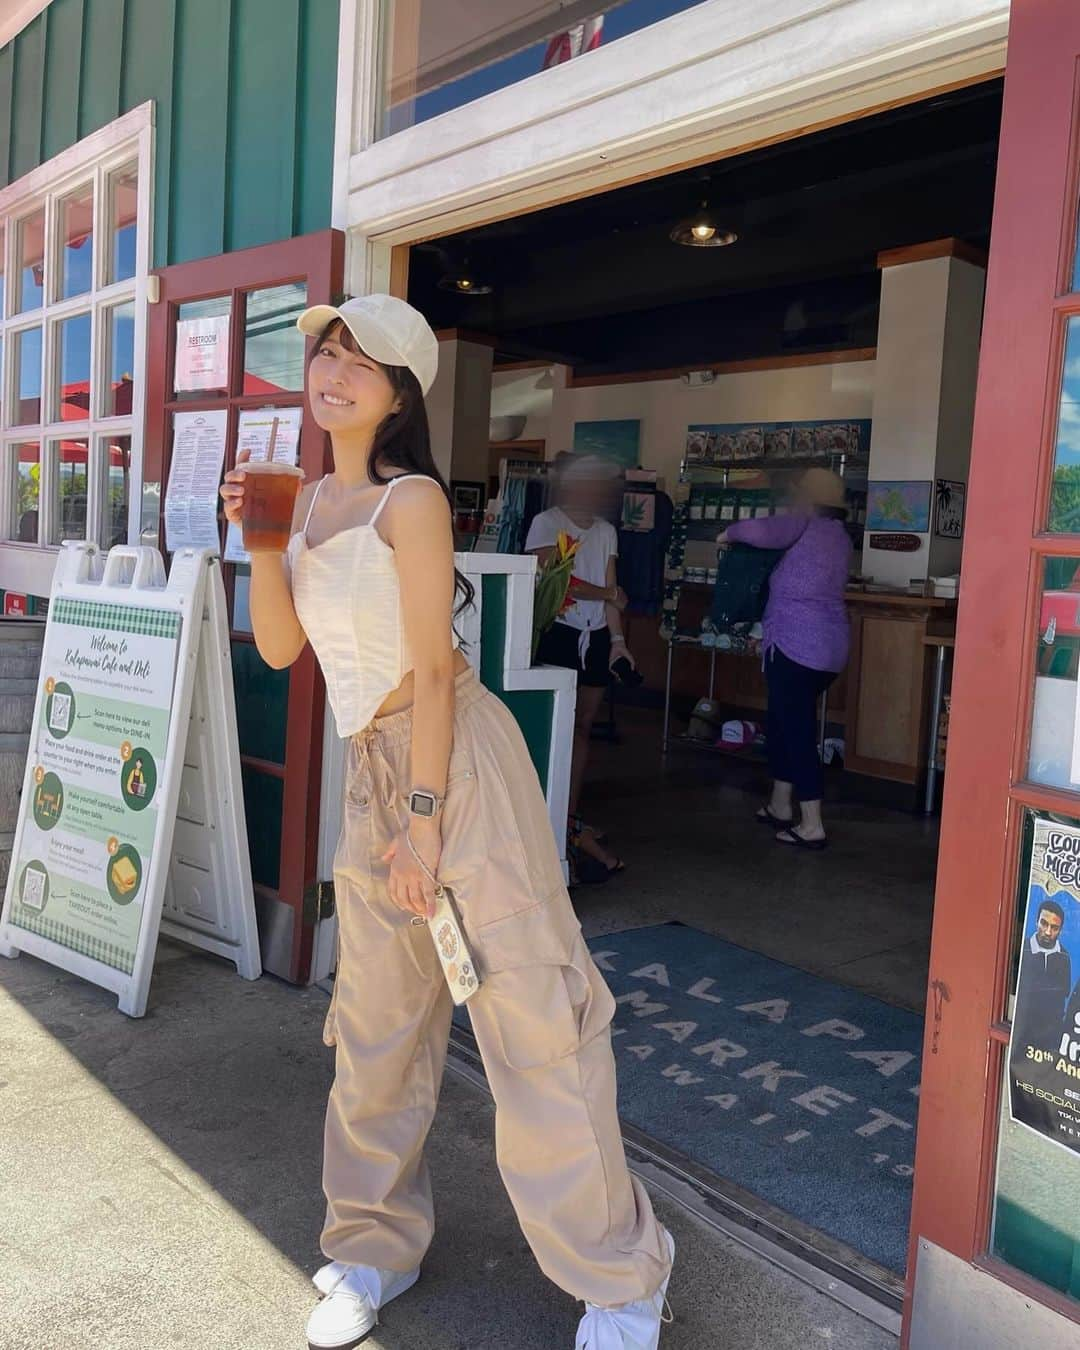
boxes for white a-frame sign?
[0,543,260,1016]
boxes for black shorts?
[536,622,612,687]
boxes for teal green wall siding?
[0,0,339,267]
[41,0,81,161]
[79,0,123,138]
[227,0,299,252]
[296,0,340,238]
[170,0,231,263]
[119,0,176,267]
[9,13,45,183]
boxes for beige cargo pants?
[321,668,670,1308]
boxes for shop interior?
[413,81,1003,1292]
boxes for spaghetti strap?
[302,478,327,539]
[369,473,442,527]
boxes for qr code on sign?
[49,692,71,734]
[21,866,47,911]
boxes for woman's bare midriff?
[373,648,470,719]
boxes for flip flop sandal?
[776,828,828,852]
[569,814,610,847]
[757,806,794,828]
[569,850,614,886]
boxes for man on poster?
[1013,899,1072,1055]
[1010,820,1080,1153]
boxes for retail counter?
[625,586,957,792]
[843,590,956,786]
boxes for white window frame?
[340,0,1009,268]
[0,101,153,601]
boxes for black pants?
[535,622,612,688]
[765,647,837,801]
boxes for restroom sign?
[0,542,260,1016]
[174,314,229,392]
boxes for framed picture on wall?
[935,479,966,539]
[866,481,933,533]
[573,419,641,469]
[451,481,485,515]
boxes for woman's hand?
[219,448,251,527]
[609,638,636,672]
[716,529,730,549]
[608,584,629,611]
[382,820,442,919]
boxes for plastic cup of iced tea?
[240,461,305,553]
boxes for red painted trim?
[143,229,343,983]
[239,754,287,781]
[904,6,1080,1340]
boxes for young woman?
[527,455,632,879]
[220,295,673,1350]
[719,467,851,850]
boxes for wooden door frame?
[906,2,1080,1337]
[144,228,345,982]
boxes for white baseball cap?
[296,294,440,395]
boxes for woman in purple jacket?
[720,468,851,849]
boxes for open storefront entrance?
[391,81,1001,1315]
[335,0,1080,1336]
[350,22,1075,1328]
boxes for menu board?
[165,410,228,553]
[7,597,181,976]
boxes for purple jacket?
[725,512,851,672]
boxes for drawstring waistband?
[356,665,487,749]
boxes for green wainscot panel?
[231,641,289,766]
[479,574,552,794]
[240,767,282,891]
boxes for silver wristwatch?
[408,789,444,820]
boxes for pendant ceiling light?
[670,201,737,248]
[438,262,493,295]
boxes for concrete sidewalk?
[0,942,897,1350]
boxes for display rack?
[659,442,866,756]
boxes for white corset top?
[288,474,459,738]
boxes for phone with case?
[415,885,481,1005]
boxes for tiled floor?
[573,707,939,1014]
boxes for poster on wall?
[573,419,641,470]
[865,481,932,533]
[935,479,966,539]
[223,408,303,564]
[7,596,181,978]
[1009,818,1080,1154]
[174,315,230,393]
[164,410,229,553]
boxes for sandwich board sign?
[0,542,260,1016]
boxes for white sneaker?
[312,1260,347,1296]
[575,1229,675,1350]
[305,1263,420,1349]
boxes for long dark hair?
[311,319,475,619]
